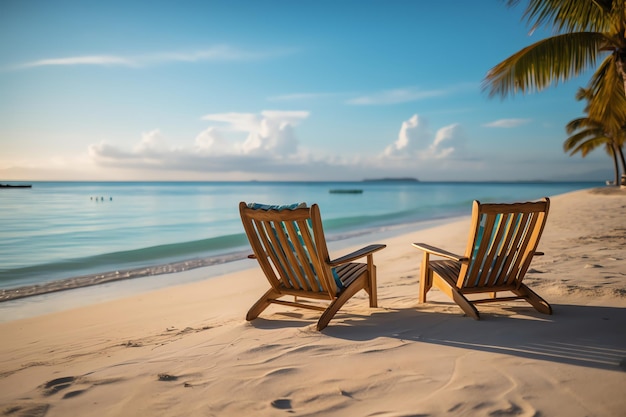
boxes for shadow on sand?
[246,301,626,372]
[315,303,626,372]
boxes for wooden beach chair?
[413,198,551,319]
[239,202,386,330]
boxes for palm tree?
[483,1,626,133]
[564,116,626,185]
[567,87,626,184]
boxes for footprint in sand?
[36,375,130,405]
[487,401,537,417]
[61,390,87,399]
[41,376,76,396]
[39,376,88,400]
[157,373,178,381]
[2,403,50,417]
[271,398,292,410]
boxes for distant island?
[0,184,32,188]
[363,177,419,182]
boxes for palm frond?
[565,134,612,157]
[574,87,593,102]
[565,117,603,134]
[605,1,626,35]
[565,118,585,134]
[585,56,626,133]
[483,32,608,98]
[564,127,608,148]
[506,0,611,33]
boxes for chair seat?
[276,262,367,300]
[335,262,367,289]
[430,260,518,294]
[430,260,461,283]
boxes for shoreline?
[0,215,462,306]
[1,187,625,416]
[0,250,252,303]
[1,181,599,292]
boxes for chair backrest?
[458,198,550,290]
[239,202,337,297]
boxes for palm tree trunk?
[617,144,626,174]
[610,145,620,186]
[618,48,626,97]
[615,142,626,186]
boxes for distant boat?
[0,184,32,188]
[329,189,363,194]
[363,177,419,182]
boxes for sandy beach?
[1,188,625,417]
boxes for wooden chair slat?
[259,220,299,290]
[251,219,286,290]
[499,212,532,285]
[489,213,518,286]
[283,220,320,292]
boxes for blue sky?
[0,0,612,182]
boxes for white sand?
[1,188,625,417]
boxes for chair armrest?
[412,243,467,262]
[329,244,386,266]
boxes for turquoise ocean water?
[0,181,597,293]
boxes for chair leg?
[431,276,480,320]
[366,259,377,308]
[514,283,552,315]
[317,278,364,331]
[451,289,480,320]
[246,288,282,321]
[419,253,433,303]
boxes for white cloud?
[89,110,311,173]
[134,129,167,155]
[347,83,477,105]
[241,119,299,155]
[20,55,134,68]
[483,118,531,128]
[430,123,466,159]
[383,114,431,157]
[14,45,292,69]
[267,92,338,102]
[201,112,260,132]
[85,112,480,180]
[347,87,446,105]
[261,110,310,124]
[382,114,467,160]
[194,127,232,155]
[201,110,309,156]
[142,45,278,63]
